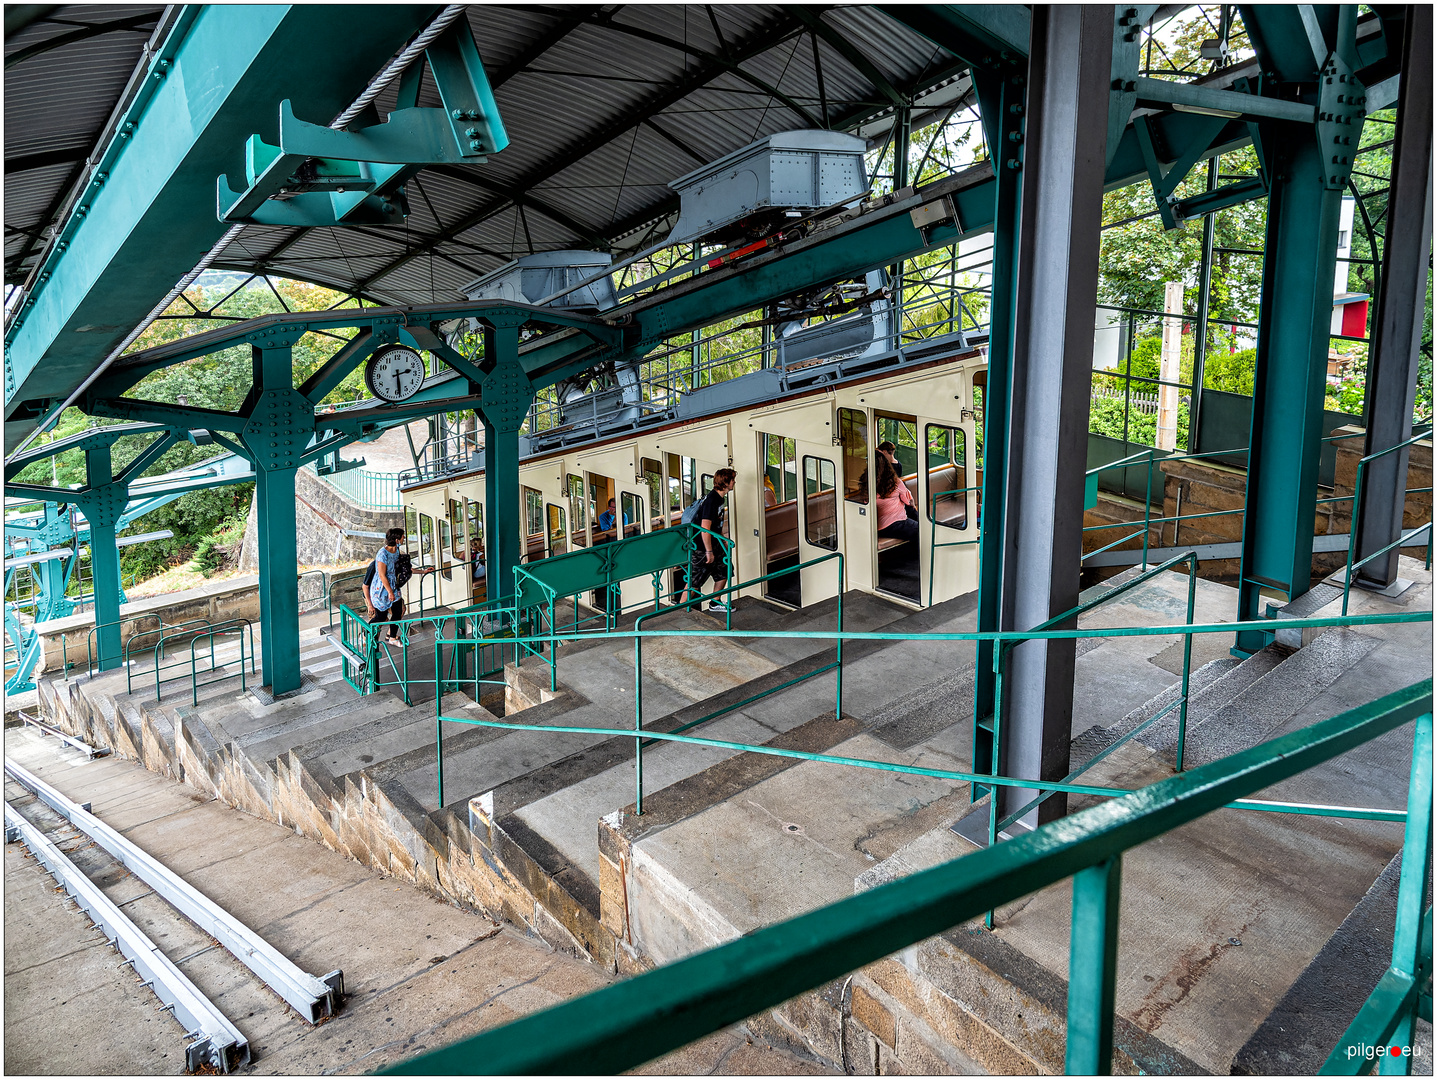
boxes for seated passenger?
[879,440,918,521]
[875,455,918,547]
[597,498,622,532]
[763,475,778,507]
[470,539,486,581]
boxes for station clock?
[365,345,427,403]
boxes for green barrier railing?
[487,524,736,694]
[981,551,1199,881]
[1321,705,1432,1075]
[390,676,1432,1075]
[1083,433,1434,573]
[335,603,503,706]
[927,484,982,605]
[1339,431,1437,614]
[187,623,250,705]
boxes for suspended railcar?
[398,348,987,617]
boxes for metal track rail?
[13,708,110,759]
[3,758,344,1022]
[4,802,249,1072]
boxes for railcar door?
[872,412,921,603]
[758,432,801,606]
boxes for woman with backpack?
[369,527,408,639]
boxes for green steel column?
[970,64,1026,800]
[1234,132,1345,654]
[479,323,533,602]
[242,339,311,696]
[81,446,125,671]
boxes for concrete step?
[1070,643,1288,764]
[1169,626,1381,768]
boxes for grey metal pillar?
[1354,5,1433,590]
[996,5,1112,831]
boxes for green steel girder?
[4,4,439,446]
[877,5,1030,69]
[218,17,508,228]
[3,421,179,482]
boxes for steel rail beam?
[4,5,438,446]
[4,802,249,1073]
[5,758,344,1024]
[1354,5,1432,589]
[992,6,1113,833]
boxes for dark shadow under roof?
[5,4,971,307]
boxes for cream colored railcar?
[399,350,985,614]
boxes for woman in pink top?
[875,455,918,544]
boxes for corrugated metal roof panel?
[7,4,969,305]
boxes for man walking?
[680,468,736,612]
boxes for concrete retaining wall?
[33,576,262,675]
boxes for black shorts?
[687,549,725,591]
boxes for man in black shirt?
[680,467,736,612]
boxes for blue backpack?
[680,498,704,526]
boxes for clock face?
[366,346,426,403]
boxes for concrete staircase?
[30,559,1432,1074]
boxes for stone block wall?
[238,466,404,572]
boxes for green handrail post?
[1065,854,1123,1075]
[635,614,644,815]
[1176,551,1198,772]
[1381,707,1432,1075]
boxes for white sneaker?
[708,600,730,613]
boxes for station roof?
[4,4,971,307]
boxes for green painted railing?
[335,603,508,707]
[1081,432,1433,572]
[310,463,403,509]
[390,677,1432,1075]
[927,483,982,605]
[1321,708,1433,1075]
[1340,431,1437,614]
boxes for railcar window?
[621,493,643,538]
[523,488,544,537]
[877,414,919,477]
[438,519,452,578]
[449,500,465,557]
[418,513,434,564]
[567,474,588,547]
[465,499,483,552]
[925,424,967,530]
[762,433,798,503]
[641,458,664,529]
[547,504,567,556]
[405,508,419,553]
[838,408,869,504]
[803,457,838,550]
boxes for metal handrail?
[987,552,1199,872]
[188,624,249,705]
[1341,430,1437,613]
[927,482,982,604]
[394,678,1432,1075]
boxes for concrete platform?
[23,558,1433,1073]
